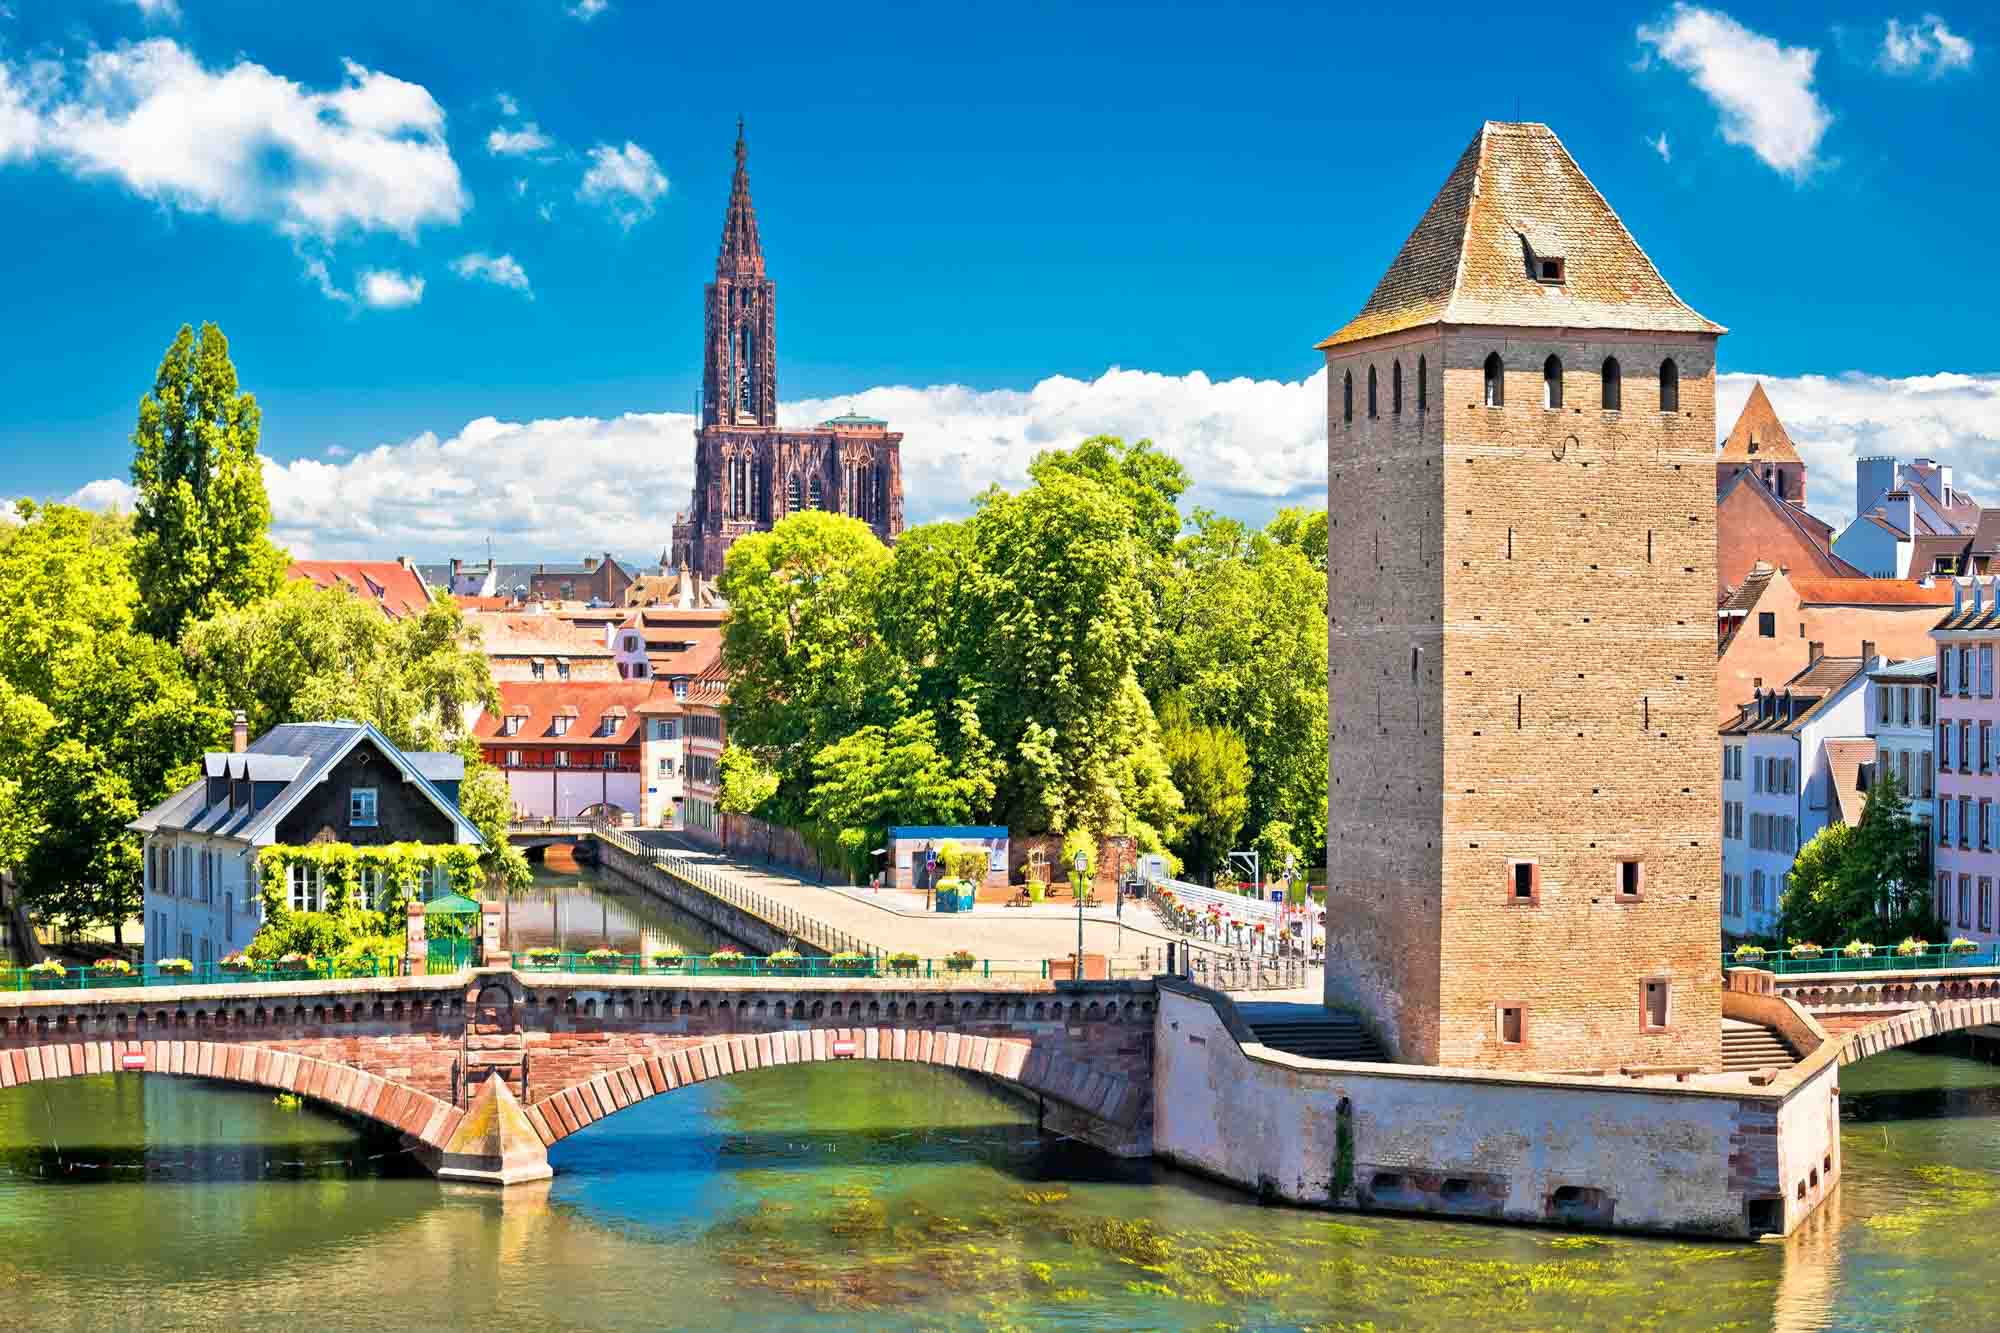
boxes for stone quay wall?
[591,833,801,956]
[1153,978,1841,1238]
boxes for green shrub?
[944,949,978,973]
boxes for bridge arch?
[1838,997,2000,1065]
[523,1025,1143,1151]
[0,1039,463,1151]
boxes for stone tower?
[1319,122,1724,1072]
[669,123,905,578]
[1716,382,1806,504]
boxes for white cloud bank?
[124,0,181,22]
[1880,15,1975,75]
[1637,6,1831,178]
[57,366,1999,562]
[451,251,531,295]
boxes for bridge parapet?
[1775,966,2000,1022]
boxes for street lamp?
[1072,848,1089,979]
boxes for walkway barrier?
[1185,952,1312,993]
[595,826,884,961]
[1728,942,2000,975]
[1144,876,1319,968]
[511,951,1155,983]
[1,956,406,992]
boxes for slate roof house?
[130,718,482,966]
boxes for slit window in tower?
[739,328,754,413]
[788,473,803,512]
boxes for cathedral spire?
[717,118,763,277]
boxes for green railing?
[1729,942,2000,975]
[1,956,406,993]
[510,952,1146,983]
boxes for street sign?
[121,1052,147,1070]
[831,1038,857,1058]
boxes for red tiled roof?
[473,681,670,748]
[288,560,431,618]
[1825,739,1877,826]
[1716,383,1800,464]
[1789,578,1955,607]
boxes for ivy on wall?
[254,842,483,923]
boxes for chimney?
[231,710,249,754]
[450,557,462,577]
[584,555,600,572]
[1861,640,1876,662]
[1807,640,1823,663]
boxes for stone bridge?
[0,969,1155,1183]
[1773,967,2000,1065]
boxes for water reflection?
[492,850,735,957]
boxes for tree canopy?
[1777,772,1937,946]
[130,322,287,642]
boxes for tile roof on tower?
[1316,121,1725,349]
[1717,383,1801,464]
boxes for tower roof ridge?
[1718,382,1801,464]
[1317,121,1725,349]
[717,118,764,277]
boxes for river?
[2,861,1997,1329]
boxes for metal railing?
[594,826,883,961]
[510,951,1152,983]
[2,956,407,993]
[1730,942,2000,975]
[1185,953,1313,993]
[1145,878,1318,961]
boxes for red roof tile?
[1789,578,1955,607]
[473,681,671,748]
[288,560,431,618]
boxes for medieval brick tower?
[669,123,905,578]
[1320,122,1724,1072]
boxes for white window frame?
[288,862,323,913]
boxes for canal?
[3,862,1998,1329]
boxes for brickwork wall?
[1326,327,1723,1072]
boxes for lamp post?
[1073,848,1089,979]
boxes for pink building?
[1932,579,2000,942]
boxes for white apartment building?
[1866,657,1936,833]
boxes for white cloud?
[1637,6,1832,178]
[495,92,520,117]
[1648,130,1672,162]
[60,366,1328,560]
[578,140,666,226]
[487,122,553,156]
[358,269,424,308]
[65,477,137,513]
[1880,16,1975,75]
[125,0,181,21]
[1718,371,2000,530]
[1,40,465,242]
[568,0,610,20]
[451,251,531,296]
[0,62,42,162]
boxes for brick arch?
[523,1025,1141,1149]
[1839,998,2000,1065]
[0,1038,462,1151]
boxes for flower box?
[520,949,563,971]
[829,951,873,976]
[157,958,196,979]
[649,953,685,971]
[1790,943,1822,959]
[582,949,623,974]
[1732,945,1767,964]
[1895,938,1929,958]
[886,952,921,977]
[1842,942,1875,959]
[1949,938,1981,956]
[767,950,804,976]
[943,950,978,974]
[27,962,67,991]
[708,951,747,975]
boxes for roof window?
[1537,257,1564,283]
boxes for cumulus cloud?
[1880,15,1975,75]
[495,92,520,117]
[358,269,425,308]
[10,41,466,241]
[1719,371,2000,530]
[578,141,666,226]
[1637,6,1832,178]
[65,478,138,513]
[451,251,531,295]
[1648,130,1672,162]
[568,0,610,19]
[487,122,553,156]
[59,367,1327,560]
[124,0,181,21]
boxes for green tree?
[0,503,225,937]
[1160,699,1250,880]
[804,708,999,879]
[1777,772,1936,946]
[1265,505,1329,575]
[130,322,287,642]
[716,512,903,815]
[718,744,780,815]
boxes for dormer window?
[596,714,619,738]
[552,716,572,737]
[1537,257,1564,283]
[501,715,522,737]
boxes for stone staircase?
[1721,1018,1798,1073]
[1243,1009,1386,1063]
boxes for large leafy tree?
[805,706,999,877]
[130,323,287,642]
[1778,772,1937,946]
[716,512,904,816]
[0,503,225,937]
[1160,698,1250,880]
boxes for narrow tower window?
[1660,358,1680,413]
[1483,353,1504,408]
[1367,365,1379,419]
[1543,355,1563,410]
[1601,356,1622,410]
[1417,355,1427,412]
[787,472,803,512]
[1392,360,1403,415]
[1343,371,1353,424]
[807,473,822,510]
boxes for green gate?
[424,893,483,974]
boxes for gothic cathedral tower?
[1319,123,1724,1073]
[670,123,904,579]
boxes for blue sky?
[0,1,1995,559]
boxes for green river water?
[1,863,1996,1330]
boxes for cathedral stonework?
[670,124,904,578]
